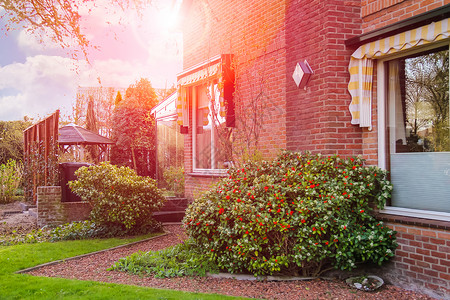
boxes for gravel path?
[0,202,38,235]
[27,225,436,300]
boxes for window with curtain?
[387,46,450,213]
[193,82,231,171]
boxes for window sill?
[375,206,450,230]
[188,170,228,178]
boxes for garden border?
[15,232,169,274]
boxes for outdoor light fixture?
[293,60,313,89]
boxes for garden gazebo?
[58,124,114,162]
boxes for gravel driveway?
[25,224,436,300]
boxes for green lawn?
[0,236,245,300]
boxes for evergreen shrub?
[183,151,397,277]
[69,162,165,230]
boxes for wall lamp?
[292,60,313,89]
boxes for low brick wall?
[361,219,450,300]
[62,202,92,223]
[37,186,91,227]
[382,221,450,299]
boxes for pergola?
[58,124,114,161]
[23,112,115,203]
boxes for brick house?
[157,1,449,298]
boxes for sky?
[0,0,183,122]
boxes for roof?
[151,91,177,120]
[58,125,114,145]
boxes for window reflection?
[389,49,449,153]
[194,83,231,170]
[157,117,184,179]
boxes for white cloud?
[0,0,183,121]
[0,55,80,120]
[0,52,182,121]
[17,28,61,53]
[0,94,28,120]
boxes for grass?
[0,235,245,299]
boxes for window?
[157,116,184,172]
[384,45,450,214]
[153,93,185,193]
[192,82,231,172]
[176,54,235,174]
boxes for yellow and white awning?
[177,62,221,86]
[176,61,221,127]
[176,55,234,128]
[348,18,450,129]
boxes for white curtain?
[388,60,407,148]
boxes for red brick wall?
[184,175,222,200]
[37,186,65,226]
[285,0,365,157]
[37,186,91,226]
[383,222,450,299]
[63,202,92,223]
[183,1,286,70]
[359,2,450,298]
[180,1,450,298]
[361,0,450,33]
[183,0,287,157]
[182,0,288,198]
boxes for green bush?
[163,166,185,197]
[110,238,219,278]
[183,151,397,277]
[69,162,165,230]
[0,159,23,203]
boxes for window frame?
[377,40,450,222]
[191,81,228,176]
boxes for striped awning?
[348,18,450,129]
[176,61,222,127]
[176,55,235,128]
[178,62,221,86]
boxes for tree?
[156,84,177,100]
[71,86,123,138]
[124,78,159,109]
[405,50,449,151]
[0,0,149,59]
[0,119,32,165]
[85,96,99,162]
[111,78,158,177]
[115,91,123,106]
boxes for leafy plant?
[69,162,165,230]
[23,135,60,203]
[110,238,219,278]
[1,220,163,246]
[0,159,23,203]
[163,166,185,197]
[0,120,32,165]
[183,151,397,277]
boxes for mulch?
[25,224,437,300]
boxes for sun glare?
[155,0,182,31]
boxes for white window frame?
[192,82,228,176]
[377,40,450,222]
